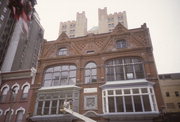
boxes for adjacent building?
[59,11,87,38]
[29,22,163,122]
[98,7,128,33]
[59,8,128,38]
[0,68,36,122]
[1,11,44,72]
[159,73,180,112]
[0,0,16,69]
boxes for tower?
[59,11,87,38]
[98,7,128,34]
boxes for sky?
[34,0,180,74]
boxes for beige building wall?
[59,12,87,38]
[98,7,128,34]
[159,73,180,113]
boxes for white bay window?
[102,87,158,113]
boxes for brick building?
[0,68,36,122]
[29,23,164,122]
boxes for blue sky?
[35,0,180,74]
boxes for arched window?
[58,47,68,56]
[4,110,12,122]
[10,86,19,102]
[43,65,77,87]
[0,86,9,103]
[84,62,97,83]
[116,40,127,49]
[21,85,30,100]
[15,110,23,122]
[105,57,144,81]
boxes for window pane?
[44,80,52,87]
[133,96,143,112]
[59,100,65,114]
[115,66,124,80]
[108,90,114,95]
[116,96,124,112]
[44,101,50,115]
[142,95,151,111]
[44,73,52,80]
[37,101,43,115]
[108,97,115,112]
[132,89,139,94]
[116,90,122,95]
[106,66,115,81]
[134,64,144,79]
[51,100,57,114]
[141,88,148,93]
[124,96,133,112]
[70,71,76,77]
[124,89,130,94]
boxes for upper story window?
[21,85,30,100]
[58,48,68,56]
[85,62,97,83]
[116,40,127,49]
[16,110,24,122]
[86,50,95,54]
[105,57,145,81]
[43,65,77,87]
[10,86,19,102]
[0,86,9,103]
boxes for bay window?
[102,87,158,113]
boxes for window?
[16,110,23,122]
[116,40,127,49]
[10,86,19,102]
[178,103,180,109]
[175,91,179,97]
[21,85,30,100]
[84,62,97,83]
[58,48,68,56]
[105,57,144,81]
[36,92,79,115]
[165,92,170,97]
[0,87,9,103]
[86,50,95,54]
[103,87,157,113]
[0,15,4,21]
[166,103,175,109]
[43,65,77,87]
[4,110,12,122]
[84,96,97,110]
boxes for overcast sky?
[35,0,180,74]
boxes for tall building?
[0,0,16,69]
[59,11,87,38]
[98,7,128,33]
[0,1,44,122]
[29,23,163,122]
[1,11,44,72]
